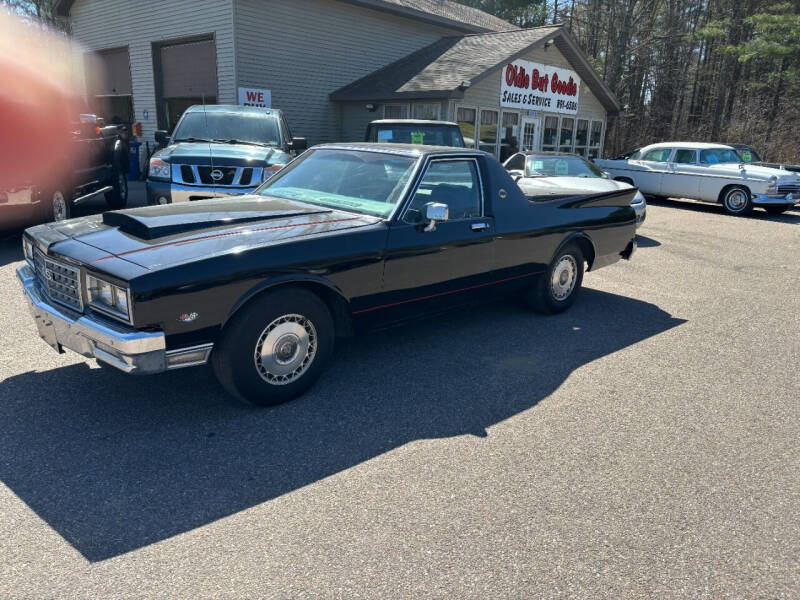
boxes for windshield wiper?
[174,137,213,143]
[216,139,275,147]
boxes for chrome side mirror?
[423,202,448,232]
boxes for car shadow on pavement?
[648,197,800,223]
[635,235,661,248]
[0,288,685,562]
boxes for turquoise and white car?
[596,142,798,216]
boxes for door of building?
[519,117,541,152]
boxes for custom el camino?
[18,144,637,406]
[596,142,799,215]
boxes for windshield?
[258,149,418,217]
[735,147,762,163]
[173,111,281,146]
[525,154,605,178]
[369,124,465,148]
[698,148,742,165]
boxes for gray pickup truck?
[146,105,306,205]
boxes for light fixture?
[544,39,554,51]
[365,103,377,112]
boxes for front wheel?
[211,288,335,406]
[526,243,585,314]
[722,186,752,215]
[105,168,128,209]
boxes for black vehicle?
[147,105,306,205]
[365,119,465,148]
[2,114,129,230]
[18,144,637,407]
[730,144,800,174]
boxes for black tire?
[721,185,753,215]
[764,206,789,215]
[211,288,335,407]
[105,167,129,209]
[526,242,585,314]
[46,188,71,222]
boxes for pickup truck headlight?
[149,158,171,181]
[87,274,131,322]
[262,164,283,182]
[22,237,34,266]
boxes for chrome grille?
[33,248,83,311]
[173,164,259,187]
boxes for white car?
[504,151,646,228]
[596,142,799,216]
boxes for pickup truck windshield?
[369,124,465,148]
[525,154,605,178]
[173,112,281,146]
[259,149,417,217]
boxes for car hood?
[517,176,629,195]
[34,196,381,271]
[154,142,283,166]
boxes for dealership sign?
[238,87,272,108]
[500,60,580,115]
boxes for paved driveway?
[0,199,798,598]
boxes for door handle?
[471,222,490,231]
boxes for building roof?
[330,25,623,115]
[54,0,513,32]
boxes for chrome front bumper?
[752,192,796,206]
[16,265,212,374]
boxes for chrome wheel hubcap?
[254,314,317,385]
[727,190,747,211]
[550,255,577,301]
[52,191,67,221]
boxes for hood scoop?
[103,199,331,240]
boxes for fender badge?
[498,188,507,199]
[179,312,199,323]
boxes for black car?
[18,144,637,407]
[147,105,306,206]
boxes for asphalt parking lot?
[0,196,798,599]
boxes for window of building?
[404,159,481,223]
[383,104,409,119]
[588,121,604,158]
[455,106,477,148]
[412,103,440,120]
[478,109,499,155]
[499,111,519,162]
[574,119,589,156]
[559,117,575,152]
[542,116,559,151]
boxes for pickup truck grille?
[777,184,800,195]
[173,165,258,187]
[33,248,83,312]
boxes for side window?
[642,148,671,162]
[674,149,696,164]
[404,159,481,224]
[505,153,525,171]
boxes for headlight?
[261,164,284,182]
[767,175,778,193]
[22,237,34,266]
[632,190,646,205]
[149,158,171,180]
[87,274,131,322]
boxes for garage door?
[84,47,133,124]
[160,39,218,129]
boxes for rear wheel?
[211,288,335,406]
[105,167,128,209]
[722,186,752,215]
[764,206,789,215]
[526,243,585,314]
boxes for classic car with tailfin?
[18,144,638,406]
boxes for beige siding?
[235,0,460,144]
[69,0,235,143]
[457,43,608,155]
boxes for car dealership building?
[56,0,621,160]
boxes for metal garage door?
[159,38,218,129]
[85,47,133,123]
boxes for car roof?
[313,142,486,157]
[641,142,735,150]
[369,119,459,126]
[185,104,281,117]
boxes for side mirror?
[154,130,169,148]
[423,202,448,232]
[289,137,307,152]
